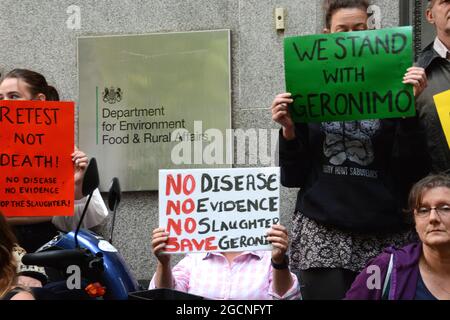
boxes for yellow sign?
[433,90,450,149]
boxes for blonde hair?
[324,0,370,28]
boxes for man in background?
[416,0,450,173]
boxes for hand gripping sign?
[0,100,75,217]
[159,167,280,253]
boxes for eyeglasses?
[414,205,450,218]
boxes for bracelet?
[271,255,289,270]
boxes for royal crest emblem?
[102,87,123,104]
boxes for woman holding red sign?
[0,69,108,254]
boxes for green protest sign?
[284,27,415,123]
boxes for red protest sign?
[0,100,75,217]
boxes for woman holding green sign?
[271,0,431,299]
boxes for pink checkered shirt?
[149,251,301,300]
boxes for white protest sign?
[159,167,280,253]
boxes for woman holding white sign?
[0,69,108,253]
[150,224,301,300]
[271,0,431,299]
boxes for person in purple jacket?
[346,174,450,300]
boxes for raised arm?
[267,224,297,298]
[151,227,174,289]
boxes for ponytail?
[1,69,60,101]
[45,85,60,101]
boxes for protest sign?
[433,90,450,149]
[284,26,415,123]
[159,167,280,253]
[0,100,75,217]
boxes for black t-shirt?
[279,118,431,233]
[415,272,438,301]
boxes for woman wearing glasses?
[346,174,450,300]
